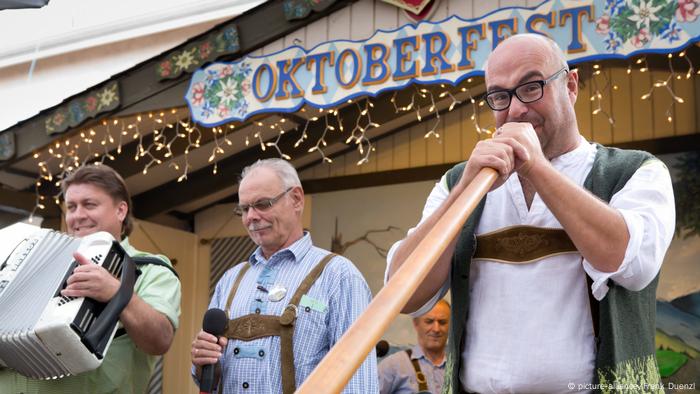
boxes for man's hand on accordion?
[61,251,121,302]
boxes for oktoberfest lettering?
[251,5,593,103]
[187,0,700,125]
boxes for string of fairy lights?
[588,51,697,125]
[29,52,698,219]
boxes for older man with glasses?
[190,158,377,394]
[386,34,674,393]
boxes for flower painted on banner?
[676,0,700,22]
[174,49,196,72]
[219,65,233,78]
[628,0,663,30]
[596,0,668,43]
[199,42,212,59]
[597,0,675,48]
[606,0,626,16]
[604,32,622,52]
[216,77,238,107]
[159,60,172,77]
[70,102,85,123]
[241,79,251,94]
[597,13,611,34]
[85,96,98,112]
[189,61,253,123]
[191,82,206,106]
[239,62,252,75]
[97,87,117,110]
[206,69,219,85]
[661,21,683,42]
[53,112,65,126]
[201,102,214,118]
[217,103,230,118]
[236,101,249,117]
[222,28,239,52]
[631,27,651,47]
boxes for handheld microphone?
[200,308,228,394]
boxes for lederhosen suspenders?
[405,349,429,393]
[221,253,336,394]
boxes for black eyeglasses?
[485,67,569,111]
[234,187,292,216]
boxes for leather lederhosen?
[221,253,336,394]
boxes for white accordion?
[0,223,135,379]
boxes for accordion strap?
[83,241,136,356]
[132,256,179,279]
[114,256,179,339]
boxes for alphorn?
[297,167,499,394]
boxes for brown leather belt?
[474,225,578,264]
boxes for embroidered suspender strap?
[287,253,337,308]
[405,349,429,392]
[277,252,337,394]
[225,263,251,314]
[474,225,577,264]
[223,253,337,394]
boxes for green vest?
[442,145,663,394]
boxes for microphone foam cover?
[202,308,228,336]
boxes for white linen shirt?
[386,137,675,394]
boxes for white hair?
[240,158,302,190]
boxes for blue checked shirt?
[195,232,378,393]
[378,345,445,394]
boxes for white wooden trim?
[0,0,264,68]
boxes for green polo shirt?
[0,238,181,394]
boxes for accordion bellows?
[0,223,135,379]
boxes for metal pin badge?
[268,285,287,302]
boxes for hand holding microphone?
[192,308,228,394]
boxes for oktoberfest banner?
[186,0,700,126]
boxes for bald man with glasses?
[387,34,674,393]
[191,158,377,394]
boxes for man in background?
[379,299,450,394]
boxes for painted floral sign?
[156,23,240,81]
[45,82,120,135]
[596,0,700,51]
[189,62,253,120]
[186,0,700,126]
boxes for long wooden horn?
[297,167,499,394]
